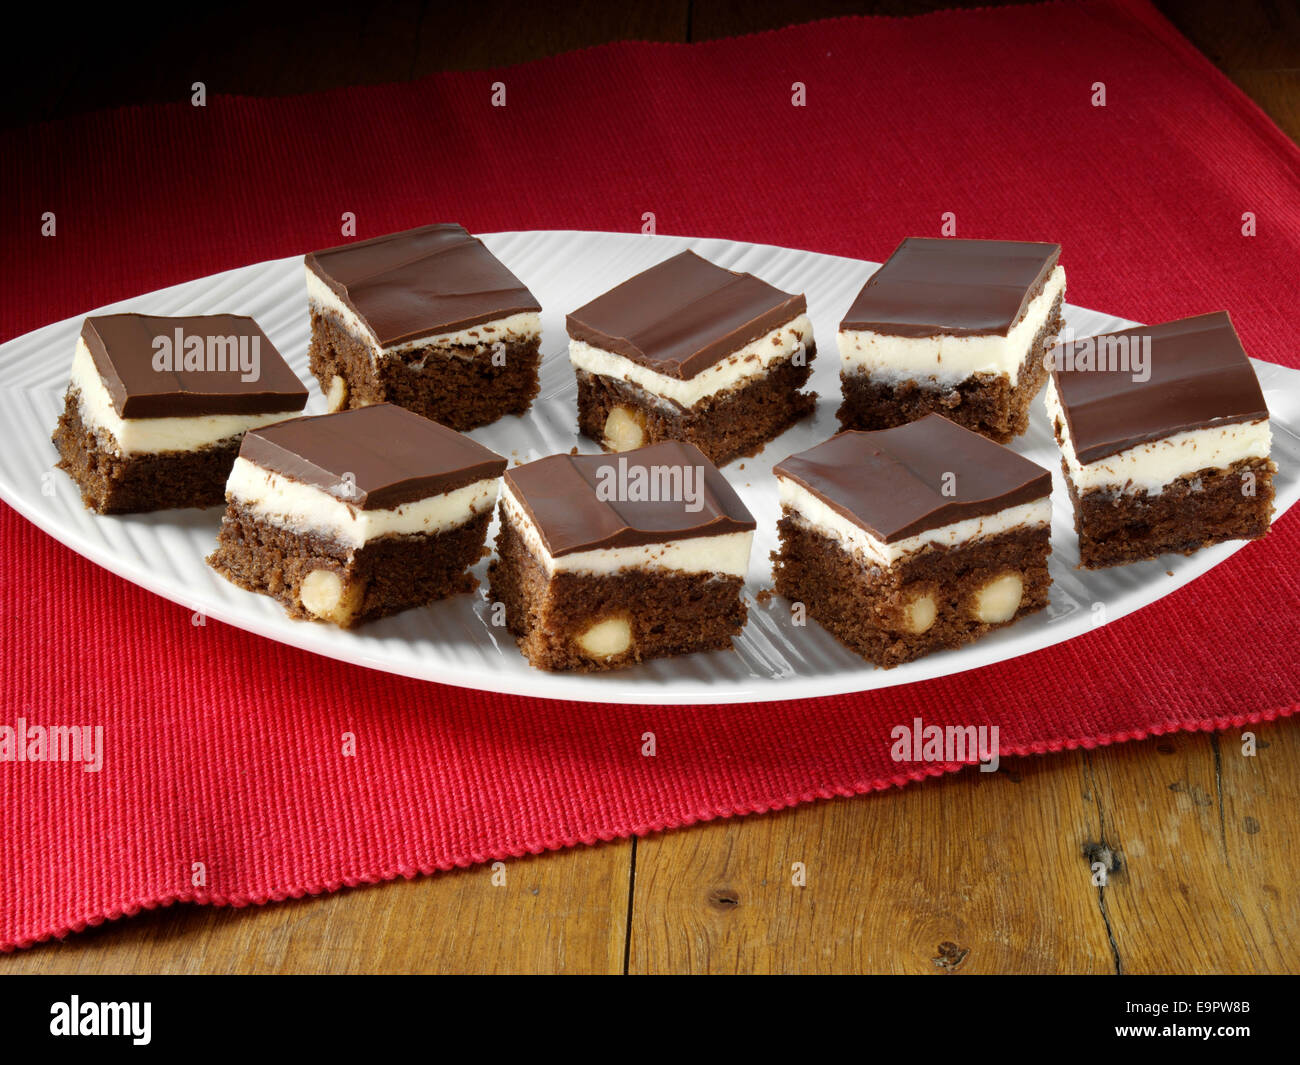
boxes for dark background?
[5,1,1298,139]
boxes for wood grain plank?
[7,0,1298,138]
[1150,0,1300,69]
[42,3,427,125]
[0,841,632,974]
[1223,71,1300,142]
[411,1,689,74]
[1087,722,1299,974]
[689,0,1044,41]
[628,752,1117,974]
[1219,720,1300,961]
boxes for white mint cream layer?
[500,484,752,578]
[1044,377,1271,496]
[305,267,540,358]
[226,457,499,549]
[568,314,814,409]
[69,337,293,456]
[776,475,1051,569]
[838,265,1066,389]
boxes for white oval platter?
[0,231,1294,704]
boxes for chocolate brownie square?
[837,237,1065,442]
[772,414,1053,667]
[1045,310,1274,568]
[52,313,307,513]
[208,403,506,627]
[306,223,542,431]
[488,441,756,670]
[568,251,816,466]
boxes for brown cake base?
[52,392,237,514]
[1065,457,1275,569]
[207,502,491,628]
[771,515,1052,668]
[487,512,747,671]
[308,309,542,432]
[574,351,816,468]
[836,292,1064,443]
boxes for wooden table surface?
[4,1,1297,974]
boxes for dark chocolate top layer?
[81,314,307,419]
[306,223,542,346]
[1048,311,1269,464]
[239,403,507,510]
[839,237,1061,338]
[774,414,1052,543]
[504,440,756,557]
[565,251,807,380]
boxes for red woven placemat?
[2,0,1298,950]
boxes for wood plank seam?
[1082,751,1124,975]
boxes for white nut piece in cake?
[575,616,632,658]
[603,406,646,452]
[900,592,938,634]
[300,568,363,625]
[326,374,348,412]
[972,573,1023,624]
